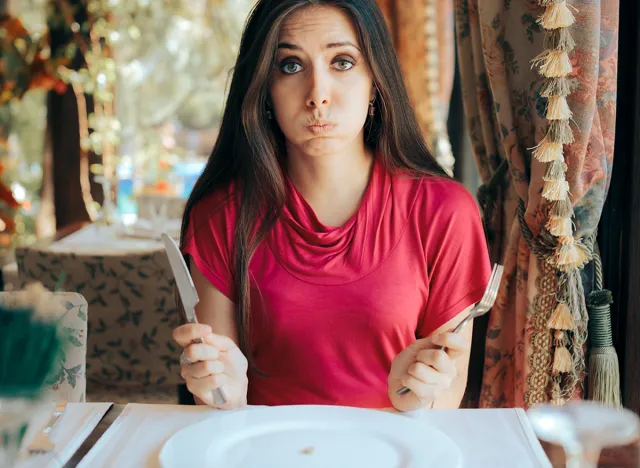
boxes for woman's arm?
[190,261,238,346]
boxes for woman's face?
[269,6,375,158]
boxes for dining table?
[42,403,638,468]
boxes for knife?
[161,233,228,406]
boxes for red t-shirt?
[182,158,491,408]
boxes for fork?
[27,400,67,455]
[396,264,504,396]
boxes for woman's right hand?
[173,323,248,410]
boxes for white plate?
[159,405,463,468]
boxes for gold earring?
[368,99,375,117]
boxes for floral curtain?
[378,0,457,174]
[455,0,619,407]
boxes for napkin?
[77,404,220,468]
[17,402,113,468]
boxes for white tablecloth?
[2,221,180,289]
[78,404,551,468]
[48,222,178,254]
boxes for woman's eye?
[280,62,303,74]
[334,59,354,71]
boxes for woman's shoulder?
[419,176,478,212]
[393,172,480,220]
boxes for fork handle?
[450,308,476,335]
[42,404,66,434]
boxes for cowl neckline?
[267,157,420,285]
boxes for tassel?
[544,28,577,52]
[547,215,573,236]
[547,96,573,120]
[547,120,575,144]
[586,285,622,408]
[532,140,563,163]
[544,159,568,181]
[588,348,622,408]
[554,235,589,269]
[543,178,569,201]
[551,196,574,218]
[541,77,571,98]
[553,346,573,374]
[538,2,576,29]
[548,302,576,330]
[533,50,573,78]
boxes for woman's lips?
[307,123,335,135]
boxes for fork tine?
[482,265,503,308]
[479,264,499,304]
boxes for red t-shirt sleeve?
[181,186,237,302]
[418,179,492,337]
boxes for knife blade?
[161,233,228,406]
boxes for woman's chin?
[294,137,356,157]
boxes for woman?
[173,0,491,413]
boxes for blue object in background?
[117,162,136,215]
[174,161,206,199]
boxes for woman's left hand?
[388,332,470,412]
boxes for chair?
[15,246,181,404]
[0,291,88,402]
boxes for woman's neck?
[286,141,374,227]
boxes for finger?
[173,323,213,347]
[408,337,432,352]
[407,362,450,387]
[186,374,229,402]
[182,343,220,363]
[181,360,225,379]
[206,333,239,352]
[416,349,456,376]
[400,375,439,401]
[431,333,470,359]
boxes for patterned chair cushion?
[15,248,182,395]
[0,291,88,403]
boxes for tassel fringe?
[533,50,573,78]
[547,96,573,120]
[543,28,577,52]
[547,215,573,236]
[538,2,576,29]
[532,140,563,162]
[544,158,568,181]
[547,120,575,144]
[548,302,576,330]
[551,197,574,218]
[588,348,622,408]
[541,77,571,98]
[554,235,590,269]
[543,178,569,201]
[553,346,573,374]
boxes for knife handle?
[190,337,228,406]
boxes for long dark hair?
[181,0,448,372]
